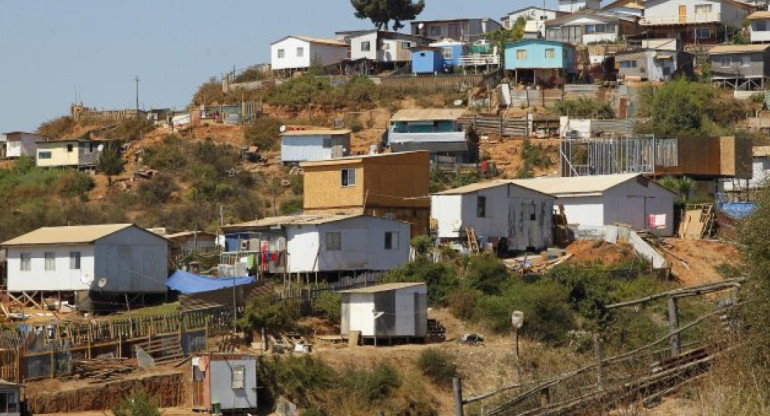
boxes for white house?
[410,18,503,42]
[502,7,567,29]
[511,173,677,235]
[431,181,555,252]
[221,215,410,274]
[340,282,428,342]
[748,11,770,43]
[2,224,169,310]
[280,128,351,164]
[346,30,430,71]
[545,9,638,45]
[559,0,603,13]
[4,131,43,158]
[723,146,770,192]
[388,108,469,162]
[640,0,753,43]
[270,36,349,73]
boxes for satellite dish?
[97,144,104,152]
[279,125,287,133]
[97,278,108,289]
[418,23,425,30]
[453,99,464,107]
[80,274,94,286]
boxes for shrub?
[37,116,76,140]
[112,390,161,416]
[55,171,95,199]
[448,288,482,321]
[136,173,178,206]
[552,98,614,119]
[280,197,304,215]
[417,348,457,387]
[466,253,510,295]
[143,135,187,172]
[411,235,433,258]
[261,355,336,406]
[244,117,283,150]
[384,259,458,306]
[342,363,402,404]
[314,292,341,324]
[242,295,301,331]
[349,116,364,133]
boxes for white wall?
[506,8,560,29]
[94,227,169,293]
[583,33,619,44]
[350,32,378,61]
[560,196,606,229]
[271,38,348,71]
[559,0,602,13]
[723,157,770,191]
[345,293,375,336]
[6,133,40,158]
[431,194,464,238]
[7,245,95,292]
[286,227,320,273]
[603,180,675,235]
[209,358,258,410]
[644,0,746,25]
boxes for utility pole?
[135,75,140,113]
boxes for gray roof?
[341,282,426,294]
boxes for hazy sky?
[0,0,555,133]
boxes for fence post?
[593,331,603,390]
[49,347,54,379]
[453,377,464,416]
[668,296,681,356]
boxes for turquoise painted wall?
[504,40,576,72]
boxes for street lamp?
[511,311,525,383]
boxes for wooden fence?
[460,115,561,138]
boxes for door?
[679,5,687,24]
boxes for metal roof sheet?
[432,181,509,195]
[293,36,348,47]
[753,146,770,157]
[390,108,466,122]
[2,224,137,246]
[300,150,429,167]
[748,11,770,20]
[508,173,644,196]
[281,129,351,136]
[709,44,770,54]
[223,214,362,230]
[340,282,426,294]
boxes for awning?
[166,270,255,295]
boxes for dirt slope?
[661,239,742,285]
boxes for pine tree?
[350,0,425,31]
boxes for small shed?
[192,354,258,413]
[0,381,21,416]
[411,46,445,74]
[280,128,351,164]
[166,231,218,253]
[430,39,467,68]
[341,282,428,343]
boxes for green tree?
[244,117,284,150]
[97,142,125,185]
[350,0,425,31]
[484,17,526,70]
[650,79,713,136]
[112,390,161,416]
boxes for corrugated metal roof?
[300,150,429,167]
[432,181,509,195]
[748,11,770,20]
[390,108,466,122]
[224,214,362,231]
[341,282,426,294]
[509,173,643,196]
[2,224,136,246]
[166,231,217,239]
[293,36,348,47]
[281,129,351,136]
[709,44,770,54]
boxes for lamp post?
[511,311,525,383]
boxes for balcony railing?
[460,53,500,66]
[388,130,466,144]
[641,12,721,26]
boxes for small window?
[720,57,732,68]
[477,196,487,218]
[232,365,245,389]
[296,47,304,57]
[385,231,399,250]
[401,41,411,49]
[20,253,31,272]
[38,151,52,159]
[341,168,356,187]
[620,60,638,69]
[755,21,768,32]
[70,252,81,270]
[516,49,526,60]
[696,28,712,39]
[89,143,95,153]
[430,26,442,36]
[545,48,555,59]
[325,232,342,251]
[742,56,751,67]
[45,252,55,271]
[361,41,371,52]
[442,48,453,59]
[695,4,713,14]
[277,48,285,58]
[67,144,73,152]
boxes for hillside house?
[280,128,351,164]
[191,354,258,413]
[270,36,348,75]
[602,0,646,18]
[341,283,427,343]
[545,9,638,45]
[511,173,677,235]
[615,49,693,81]
[431,181,555,253]
[723,146,770,193]
[387,109,469,162]
[301,151,431,236]
[1,224,169,311]
[410,18,502,42]
[502,7,567,29]
[748,11,770,43]
[220,215,410,275]
[559,0,603,13]
[4,131,43,158]
[344,31,430,74]
[35,139,105,168]
[505,39,578,85]
[709,44,770,90]
[411,47,446,74]
[640,0,753,44]
[430,39,467,68]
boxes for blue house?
[430,39,467,68]
[504,39,577,86]
[412,46,445,74]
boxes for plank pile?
[73,357,133,382]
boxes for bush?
[136,173,178,206]
[242,295,302,332]
[411,235,433,258]
[552,98,614,119]
[417,348,457,387]
[314,292,341,324]
[466,253,510,295]
[342,363,402,404]
[280,197,304,215]
[55,171,95,199]
[112,390,161,416]
[244,116,284,150]
[384,259,458,306]
[37,116,76,140]
[261,355,336,406]
[143,135,188,172]
[448,288,482,321]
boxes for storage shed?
[510,174,677,235]
[431,181,555,252]
[192,354,258,413]
[341,282,427,343]
[411,46,445,74]
[280,129,351,164]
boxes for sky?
[0,0,555,134]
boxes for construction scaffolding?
[560,135,679,177]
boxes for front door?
[679,5,687,23]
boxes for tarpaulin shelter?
[166,270,255,295]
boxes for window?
[545,48,555,59]
[620,60,638,68]
[67,144,73,152]
[401,41,412,49]
[720,57,732,68]
[442,48,454,59]
[385,231,399,250]
[695,4,712,14]
[325,232,341,251]
[296,47,304,57]
[70,251,81,270]
[20,253,31,272]
[341,168,356,187]
[44,252,55,271]
[755,21,768,32]
[89,143,95,153]
[277,48,285,58]
[361,41,371,52]
[38,151,52,159]
[742,56,751,67]
[232,365,245,389]
[477,196,487,218]
[0,391,18,413]
[696,28,712,39]
[516,49,526,60]
[430,26,442,37]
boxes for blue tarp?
[718,202,757,219]
[166,270,255,295]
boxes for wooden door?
[679,5,687,23]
